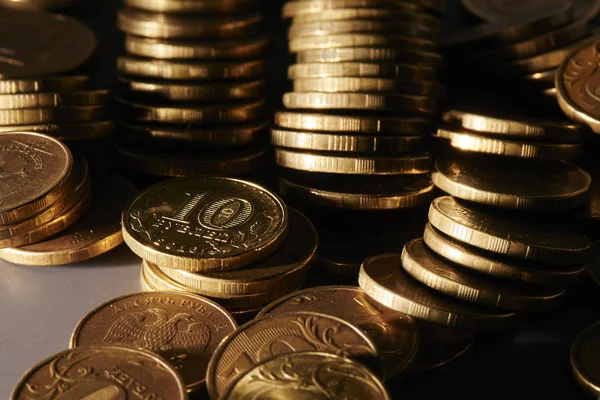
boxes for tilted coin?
[121,177,288,272]
[0,90,108,110]
[288,62,439,80]
[414,322,475,371]
[0,105,106,125]
[124,35,269,60]
[432,157,590,211]
[258,285,420,379]
[124,0,258,13]
[0,131,72,224]
[402,239,566,312]
[275,111,427,135]
[509,37,595,74]
[358,253,520,330]
[0,10,95,78]
[288,20,437,40]
[296,47,444,67]
[11,345,187,400]
[282,0,422,18]
[205,311,378,398]
[118,8,261,39]
[0,121,114,140]
[289,33,437,53]
[423,223,586,288]
[436,128,584,160]
[117,57,263,80]
[428,196,592,265]
[293,77,445,97]
[0,76,87,94]
[70,291,237,392]
[461,0,600,23]
[571,321,600,397]
[275,148,432,175]
[283,92,436,113]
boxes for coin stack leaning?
[121,177,318,319]
[115,0,270,181]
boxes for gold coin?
[571,321,600,397]
[10,345,187,400]
[283,92,436,113]
[0,105,106,125]
[124,0,258,13]
[271,127,423,153]
[0,76,87,94]
[117,56,263,80]
[275,111,427,135]
[293,77,445,97]
[0,90,108,110]
[70,291,237,393]
[288,61,439,80]
[122,177,288,272]
[159,208,317,295]
[297,47,444,67]
[288,19,438,40]
[0,175,136,266]
[119,77,264,101]
[279,173,433,210]
[358,253,520,330]
[423,223,586,288]
[257,285,420,379]
[461,0,600,23]
[206,311,378,399]
[436,127,584,160]
[509,37,595,74]
[116,97,264,124]
[544,87,557,97]
[443,109,589,142]
[414,322,475,371]
[275,148,432,175]
[282,0,422,18]
[118,8,261,39]
[289,33,437,53]
[0,131,72,224]
[402,239,566,312]
[428,196,592,265]
[124,35,269,60]
[432,158,590,211]
[525,68,557,85]
[0,121,114,140]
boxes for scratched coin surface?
[221,352,390,400]
[70,291,237,392]
[258,285,419,379]
[205,311,378,399]
[0,10,95,78]
[571,321,600,397]
[11,345,187,400]
[122,177,288,272]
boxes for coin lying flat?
[423,223,586,288]
[359,253,520,330]
[122,177,288,272]
[288,20,438,40]
[0,121,113,139]
[509,37,594,74]
[0,106,106,125]
[275,148,432,175]
[0,90,108,109]
[10,345,187,400]
[571,321,600,397]
[124,0,258,13]
[282,0,422,18]
[429,196,592,265]
[258,285,420,379]
[297,47,444,66]
[289,33,437,53]
[462,0,600,23]
[206,311,378,399]
[0,76,88,94]
[283,92,436,113]
[293,77,445,97]
[432,158,590,211]
[288,62,439,80]
[414,322,475,371]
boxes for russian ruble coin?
[297,47,444,67]
[0,76,87,94]
[275,148,431,175]
[0,90,108,110]
[462,0,600,24]
[428,196,592,265]
[288,61,438,80]
[288,20,438,40]
[289,33,437,53]
[121,177,288,272]
[282,0,423,18]
[293,77,445,97]
[509,36,595,74]
[358,253,520,330]
[414,322,475,371]
[124,0,258,13]
[0,121,113,140]
[571,321,600,397]
[0,105,106,125]
[432,158,590,211]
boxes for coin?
[288,20,438,40]
[205,311,378,399]
[293,77,445,97]
[462,0,600,23]
[525,68,557,85]
[428,196,592,265]
[556,36,600,133]
[124,35,269,60]
[0,121,114,140]
[275,111,427,135]
[117,57,264,80]
[423,223,586,288]
[571,321,600,397]
[275,148,432,175]
[288,62,439,80]
[289,33,437,53]
[0,105,106,125]
[296,47,444,66]
[271,128,423,153]
[283,92,436,113]
[279,173,433,209]
[0,90,108,110]
[544,87,557,97]
[0,131,72,224]
[358,253,520,330]
[432,158,590,211]
[509,37,594,74]
[436,128,583,160]
[158,208,317,295]
[70,291,237,393]
[122,177,288,272]
[0,76,87,94]
[282,0,422,18]
[124,0,258,13]
[257,285,420,379]
[0,0,79,9]
[414,322,475,371]
[0,10,95,78]
[117,8,261,39]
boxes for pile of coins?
[115,0,269,181]
[121,177,318,317]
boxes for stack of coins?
[122,177,318,318]
[115,0,270,181]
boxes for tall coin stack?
[115,0,269,182]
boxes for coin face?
[258,285,420,379]
[571,321,600,396]
[0,10,95,78]
[221,352,390,400]
[206,311,378,398]
[122,177,288,271]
